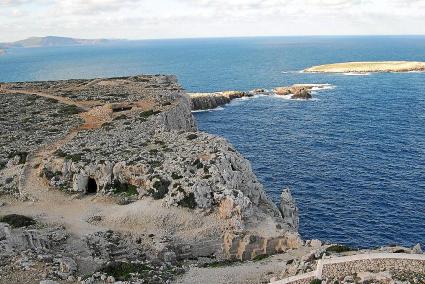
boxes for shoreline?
[189,84,332,111]
[304,61,425,73]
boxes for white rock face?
[280,188,299,230]
[412,243,423,254]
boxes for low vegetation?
[58,105,84,115]
[0,214,36,228]
[139,109,161,118]
[178,192,197,209]
[326,245,353,253]
[111,180,138,196]
[149,177,171,199]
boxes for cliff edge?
[0,75,301,282]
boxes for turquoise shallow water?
[1,36,424,248]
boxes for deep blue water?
[1,36,424,248]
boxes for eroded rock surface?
[0,75,302,282]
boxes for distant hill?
[1,36,115,49]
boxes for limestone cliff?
[0,75,301,268]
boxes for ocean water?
[1,36,424,248]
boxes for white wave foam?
[404,70,425,73]
[270,93,319,101]
[281,71,301,74]
[293,83,336,91]
[191,106,224,113]
[343,72,371,76]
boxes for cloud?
[52,0,144,15]
[1,0,425,42]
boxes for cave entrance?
[86,178,98,194]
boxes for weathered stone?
[310,239,322,248]
[280,188,299,230]
[413,243,423,254]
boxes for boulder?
[412,243,423,254]
[291,88,312,99]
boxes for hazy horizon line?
[3,33,425,44]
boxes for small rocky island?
[304,61,425,73]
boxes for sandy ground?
[175,246,312,284]
[304,61,425,73]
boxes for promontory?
[304,61,425,73]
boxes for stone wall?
[272,253,425,284]
[321,256,425,278]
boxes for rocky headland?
[0,75,301,283]
[189,84,325,111]
[304,61,425,73]
[0,76,422,284]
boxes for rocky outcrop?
[273,85,313,99]
[280,188,299,231]
[0,222,185,283]
[189,91,247,110]
[189,85,319,111]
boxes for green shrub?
[310,279,321,284]
[65,153,82,162]
[0,214,36,228]
[8,152,28,164]
[326,245,352,253]
[178,192,196,209]
[202,260,240,268]
[192,159,203,169]
[252,254,269,261]
[45,98,58,104]
[58,105,84,115]
[139,109,161,118]
[186,133,198,140]
[114,114,128,120]
[171,172,183,180]
[111,180,138,197]
[149,178,170,199]
[100,262,152,281]
[54,149,67,157]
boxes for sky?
[1,0,425,42]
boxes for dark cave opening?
[86,178,98,194]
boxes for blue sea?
[1,36,424,248]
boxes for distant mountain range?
[0,36,118,51]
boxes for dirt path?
[175,246,312,284]
[1,88,115,235]
[0,88,91,111]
